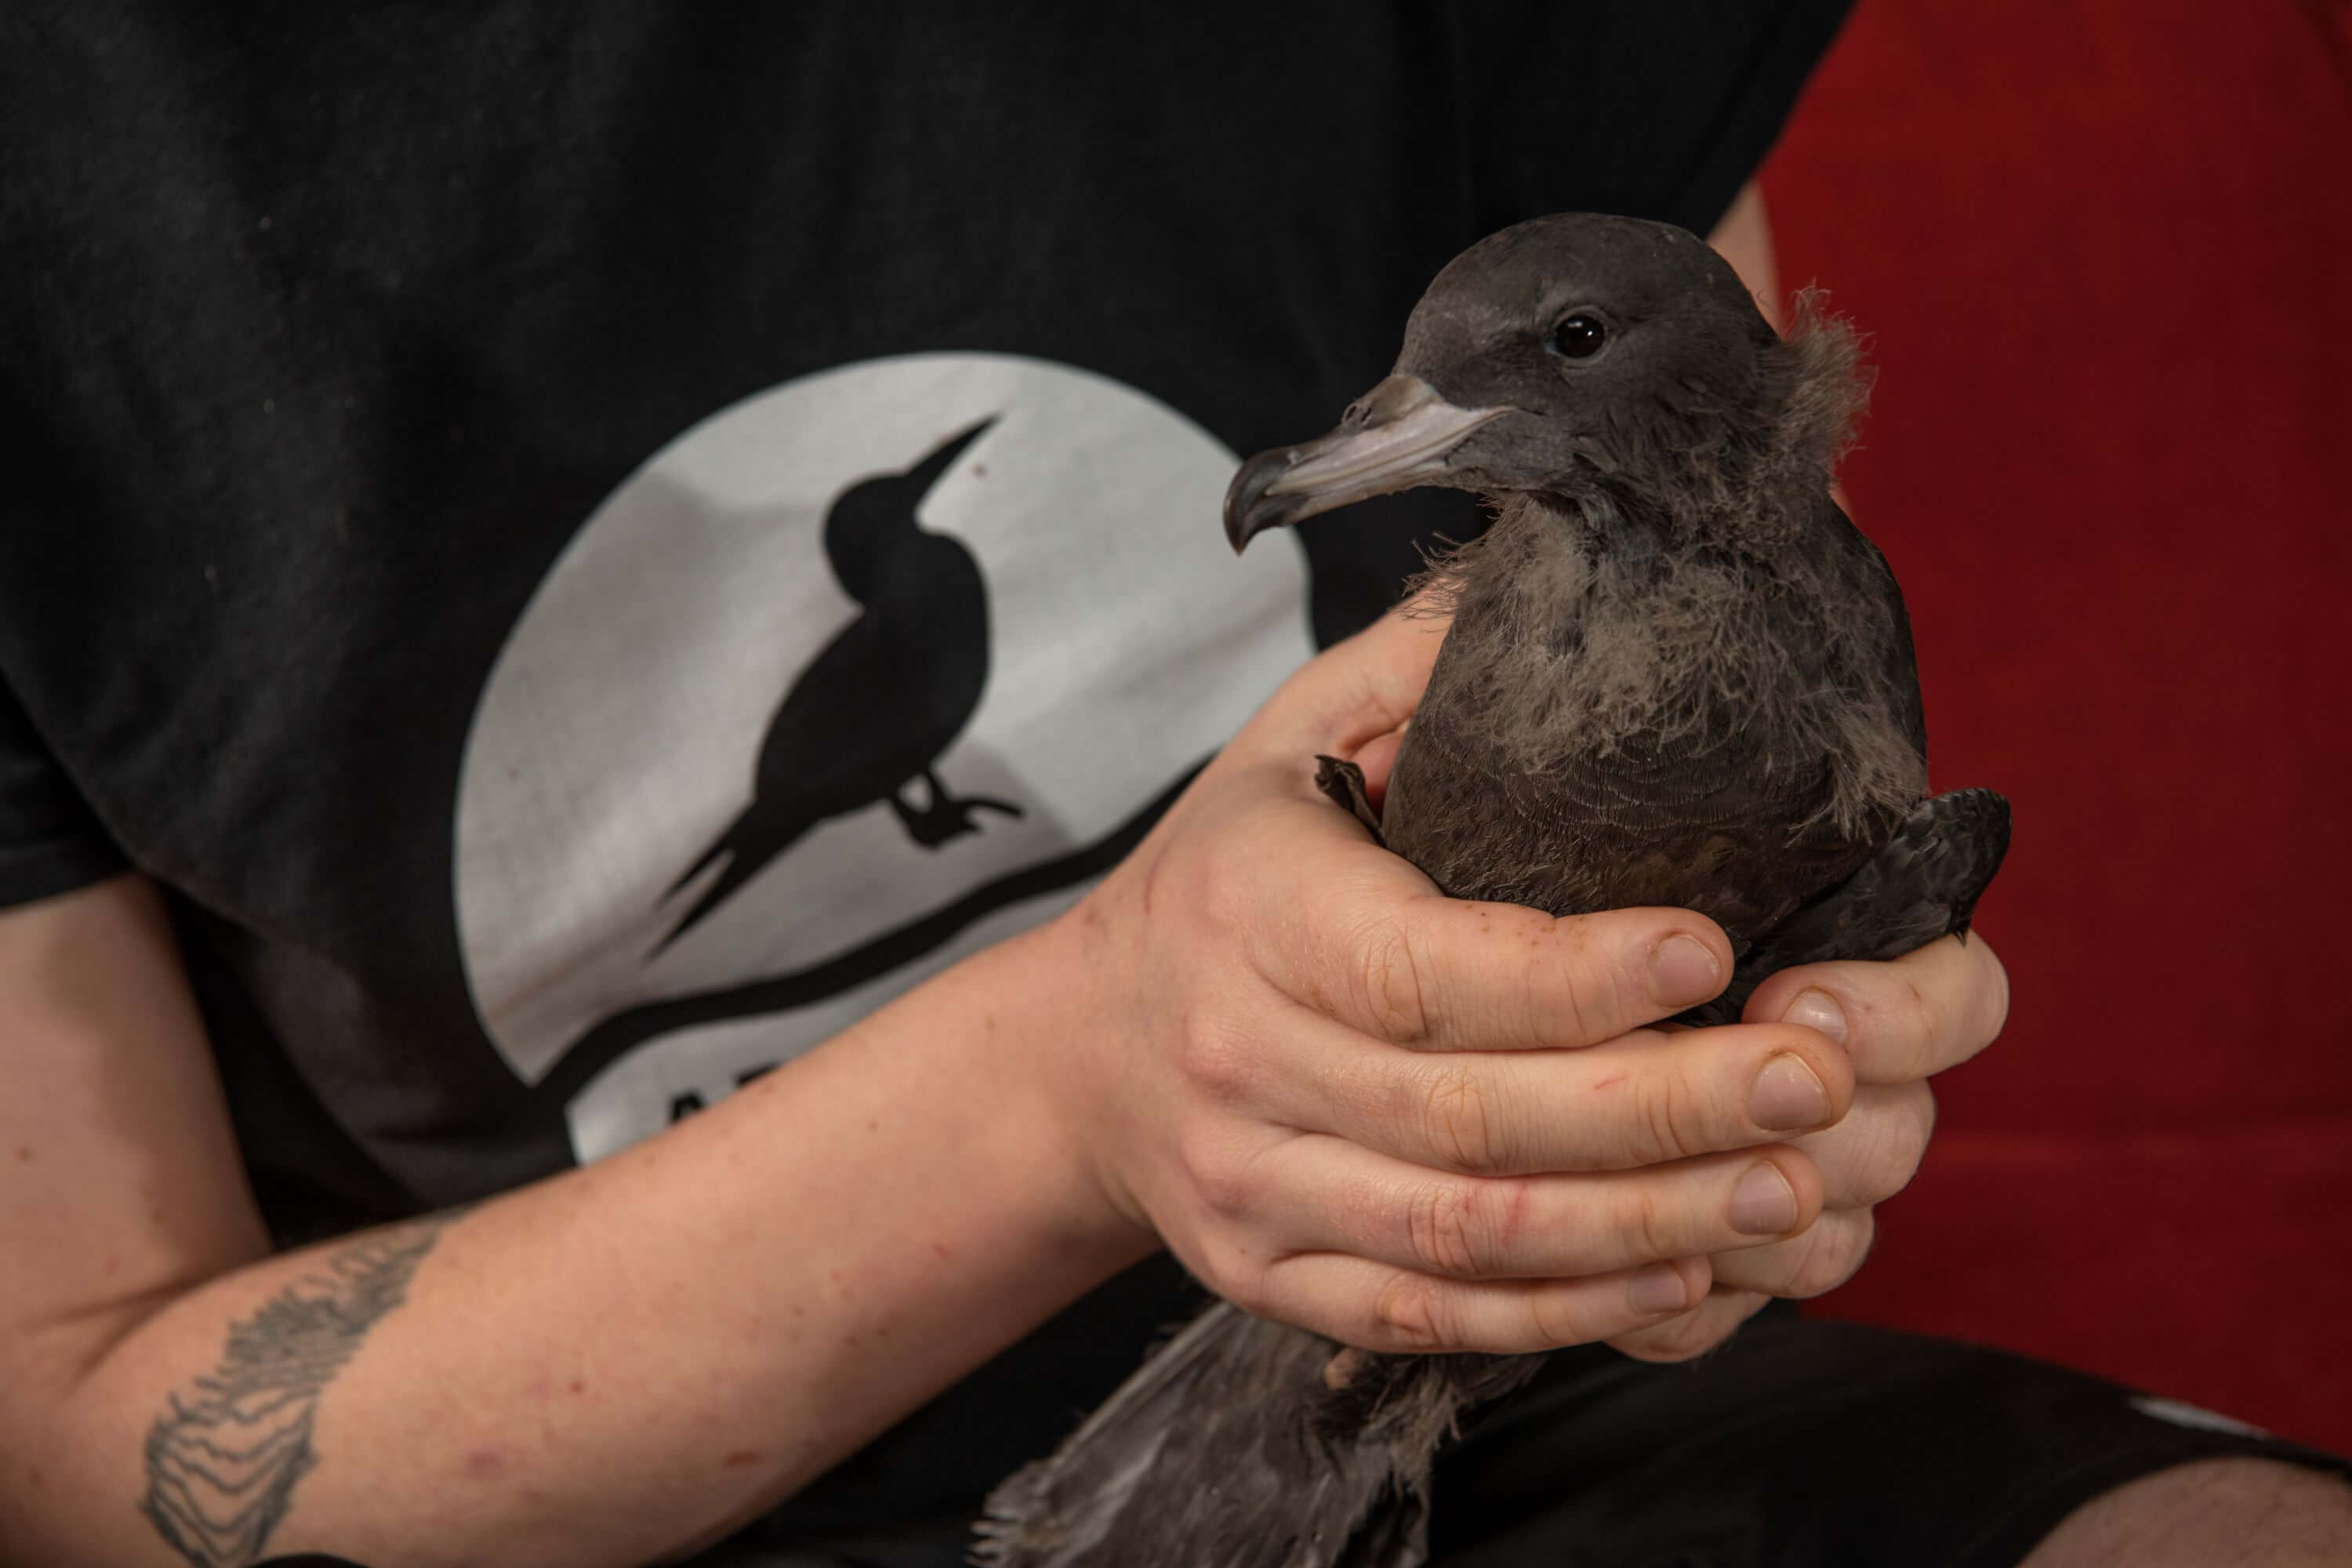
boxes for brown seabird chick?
[978,212,2009,1568]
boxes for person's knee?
[2024,1457,2352,1567]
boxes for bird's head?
[1225,212,1864,552]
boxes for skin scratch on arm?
[137,1211,461,1568]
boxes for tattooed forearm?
[139,1211,462,1568]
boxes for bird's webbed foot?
[1314,755,1387,847]
[890,769,1025,847]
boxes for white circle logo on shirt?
[452,354,1313,1161]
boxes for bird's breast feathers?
[1383,537,1922,938]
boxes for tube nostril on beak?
[1351,374,1442,428]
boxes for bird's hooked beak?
[1223,376,1512,553]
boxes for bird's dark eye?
[1551,314,1607,359]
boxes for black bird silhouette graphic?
[655,418,1022,951]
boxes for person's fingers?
[1788,1081,1936,1210]
[1741,932,2009,1087]
[1243,1251,1714,1357]
[1605,1286,1773,1363]
[1707,1208,1878,1299]
[1250,1005,1852,1174]
[1256,893,1737,1053]
[1243,1134,1822,1281]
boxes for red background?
[1762,1,2352,1451]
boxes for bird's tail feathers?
[974,1303,1265,1567]
[975,1305,1430,1568]
[975,1304,1538,1568]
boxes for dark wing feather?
[1688,787,2011,1025]
[1823,497,1928,761]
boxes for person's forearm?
[9,918,1147,1568]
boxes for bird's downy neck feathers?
[1410,300,1922,835]
[1583,289,1869,547]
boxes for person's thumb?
[1245,594,1453,760]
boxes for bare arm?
[0,875,1145,1566]
[1710,180,1784,331]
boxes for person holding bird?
[0,7,2344,1568]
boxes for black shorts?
[712,1304,2351,1567]
[1427,1304,2351,1567]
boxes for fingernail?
[1729,1162,1799,1234]
[1750,1054,1830,1131]
[1649,935,1723,1008]
[1781,988,1849,1047]
[1628,1262,1691,1315]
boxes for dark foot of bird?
[1314,756,1386,845]
[891,771,1025,847]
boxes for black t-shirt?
[1,1,1846,1543]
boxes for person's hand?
[1348,677,2012,1365]
[1604,933,2009,1361]
[1047,608,1859,1356]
